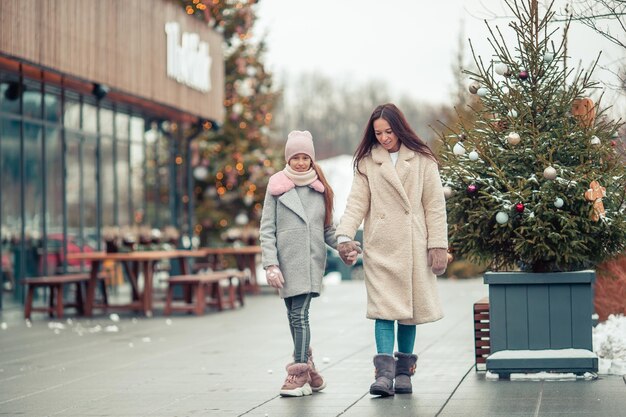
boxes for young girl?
[259,130,356,397]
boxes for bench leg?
[194,283,205,316]
[24,285,35,320]
[164,283,175,316]
[75,282,85,315]
[211,282,224,311]
[54,284,64,319]
[237,277,245,307]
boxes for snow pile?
[593,314,626,375]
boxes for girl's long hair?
[353,103,438,174]
[311,162,334,227]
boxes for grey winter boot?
[394,352,417,394]
[369,354,395,397]
[307,348,327,392]
[280,363,312,397]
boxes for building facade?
[0,0,224,306]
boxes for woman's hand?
[265,265,285,288]
[427,248,448,275]
[338,241,361,265]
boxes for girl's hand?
[265,265,285,289]
[338,241,361,265]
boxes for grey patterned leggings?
[284,293,313,363]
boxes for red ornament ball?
[467,184,478,194]
[515,203,525,213]
[518,70,529,80]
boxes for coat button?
[405,210,409,215]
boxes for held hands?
[427,248,448,276]
[265,265,285,289]
[337,241,362,265]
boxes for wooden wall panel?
[0,0,224,122]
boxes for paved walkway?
[0,278,624,416]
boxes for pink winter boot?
[307,348,327,392]
[279,363,312,397]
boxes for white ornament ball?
[495,63,509,76]
[469,150,479,161]
[507,109,518,118]
[506,132,521,145]
[443,186,454,199]
[496,212,509,224]
[477,87,489,97]
[554,197,564,208]
[232,102,244,115]
[543,166,557,180]
[501,86,510,95]
[193,166,209,181]
[590,136,601,145]
[453,142,466,156]
[543,52,554,63]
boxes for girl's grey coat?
[260,184,337,299]
[335,144,448,325]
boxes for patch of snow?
[593,314,626,376]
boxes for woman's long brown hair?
[311,162,334,227]
[353,103,438,174]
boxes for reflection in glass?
[45,127,63,234]
[117,138,130,226]
[100,107,114,136]
[100,135,114,226]
[83,103,96,133]
[1,117,21,238]
[64,99,81,129]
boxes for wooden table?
[199,246,262,294]
[67,250,207,317]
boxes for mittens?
[265,265,285,288]
[427,248,448,276]
[337,241,362,265]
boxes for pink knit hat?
[285,130,315,162]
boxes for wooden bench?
[164,269,249,316]
[473,296,490,369]
[22,273,110,319]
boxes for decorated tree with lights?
[438,0,626,273]
[181,0,281,244]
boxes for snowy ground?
[593,314,626,375]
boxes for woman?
[336,103,448,397]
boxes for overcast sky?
[254,0,625,111]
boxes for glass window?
[22,80,42,120]
[100,108,114,136]
[100,135,114,226]
[130,117,145,224]
[1,117,21,243]
[116,138,130,226]
[115,113,129,139]
[83,103,97,133]
[23,121,44,275]
[45,126,63,234]
[64,99,81,130]
[65,133,82,231]
[44,92,61,124]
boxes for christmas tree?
[181,0,281,245]
[438,0,626,273]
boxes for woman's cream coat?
[336,144,448,325]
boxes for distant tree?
[273,72,445,159]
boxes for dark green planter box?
[484,270,598,376]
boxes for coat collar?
[277,188,308,224]
[371,144,414,211]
